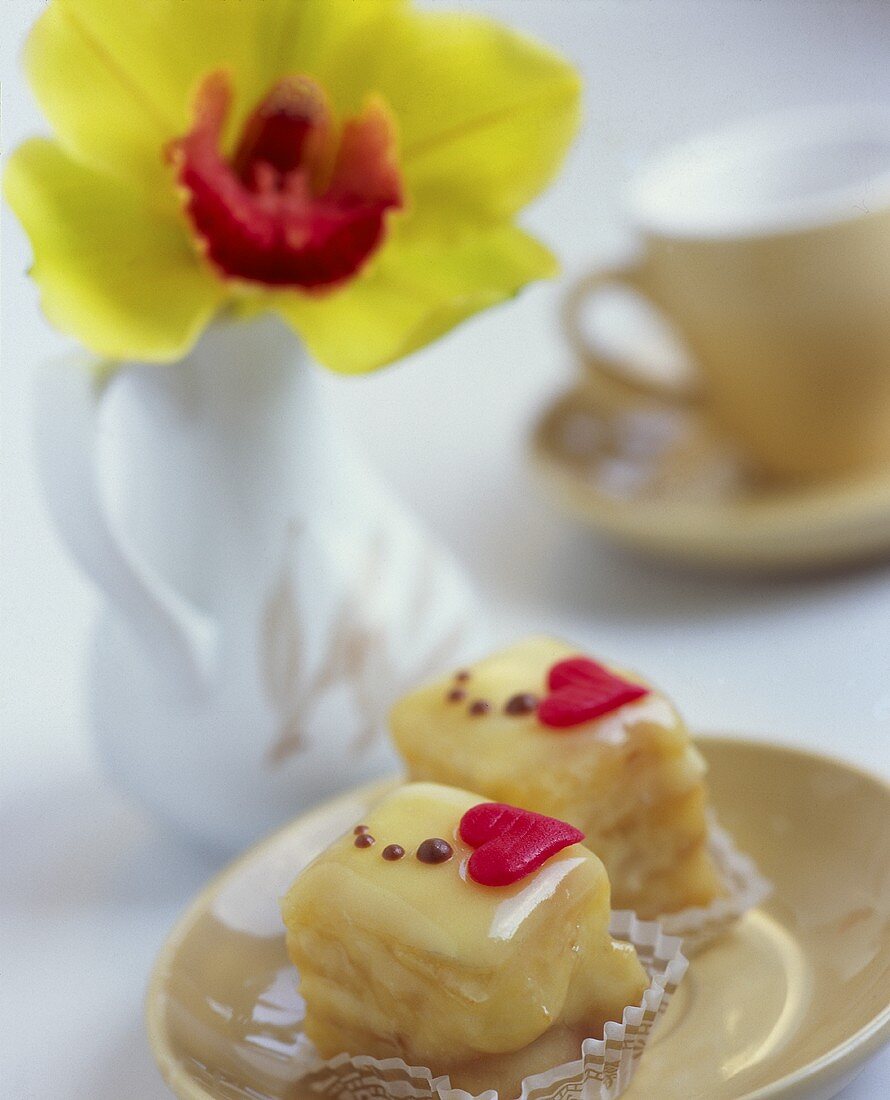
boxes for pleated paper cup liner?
[644,819,772,957]
[291,912,687,1100]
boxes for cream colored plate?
[530,388,890,570]
[147,737,890,1100]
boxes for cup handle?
[562,263,700,406]
[33,352,217,696]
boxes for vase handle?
[33,353,217,695]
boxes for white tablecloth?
[3,1,889,1095]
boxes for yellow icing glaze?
[282,782,647,1090]
[390,636,722,917]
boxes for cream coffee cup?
[565,105,890,479]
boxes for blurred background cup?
[565,104,890,480]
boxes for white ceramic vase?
[34,317,483,850]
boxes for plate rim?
[529,389,890,568]
[145,735,890,1100]
[145,777,401,1100]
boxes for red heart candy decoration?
[459,802,585,887]
[537,656,649,729]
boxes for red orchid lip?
[167,71,403,291]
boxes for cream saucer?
[530,387,890,570]
[146,737,890,1100]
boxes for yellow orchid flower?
[5,0,581,373]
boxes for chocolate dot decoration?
[354,833,376,848]
[354,824,370,835]
[454,669,471,682]
[505,693,538,716]
[469,699,491,716]
[382,844,405,861]
[447,688,467,703]
[416,837,453,864]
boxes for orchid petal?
[4,139,224,361]
[38,0,406,159]
[272,222,557,374]
[327,9,582,223]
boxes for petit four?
[390,636,722,917]
[282,782,648,1096]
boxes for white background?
[3,1,890,1096]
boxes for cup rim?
[629,102,890,240]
